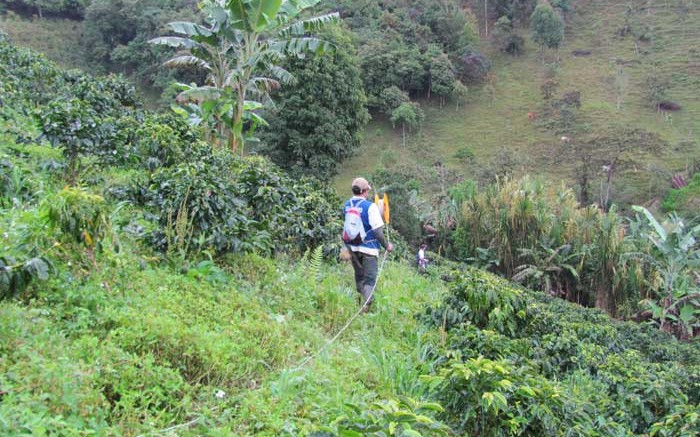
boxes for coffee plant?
[422,270,699,435]
[0,255,52,300]
[41,187,108,253]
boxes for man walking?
[343,177,393,312]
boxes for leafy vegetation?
[421,268,700,436]
[258,26,370,179]
[1,3,700,436]
[151,0,339,154]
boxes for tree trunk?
[595,286,611,315]
[402,123,406,148]
[484,0,489,37]
[603,162,616,209]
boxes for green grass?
[1,219,449,435]
[4,5,698,205]
[0,14,88,71]
[334,0,700,205]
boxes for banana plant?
[150,0,339,155]
[631,206,700,337]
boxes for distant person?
[417,242,428,272]
[342,177,393,312]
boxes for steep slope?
[336,0,700,205]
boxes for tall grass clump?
[450,176,651,317]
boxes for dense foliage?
[2,6,700,437]
[0,35,341,260]
[82,0,197,87]
[151,0,339,155]
[421,268,700,436]
[259,27,369,179]
[140,152,341,256]
[448,176,700,337]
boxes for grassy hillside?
[336,0,700,205]
[2,10,700,434]
[1,239,447,434]
[0,14,87,71]
[3,2,698,205]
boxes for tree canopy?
[259,27,370,179]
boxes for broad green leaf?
[632,205,667,241]
[177,86,223,102]
[517,386,536,397]
[679,304,696,324]
[417,402,444,412]
[168,21,214,38]
[338,430,363,437]
[415,414,433,424]
[24,258,49,281]
[280,12,340,37]
[163,56,210,70]
[149,36,197,49]
[250,0,283,31]
[243,100,264,110]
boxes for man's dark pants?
[350,250,378,307]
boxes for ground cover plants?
[421,268,700,436]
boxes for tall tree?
[151,0,338,155]
[391,102,424,148]
[531,1,564,52]
[259,27,369,179]
[429,53,455,107]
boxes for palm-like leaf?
[632,206,667,241]
[164,55,211,70]
[266,65,294,85]
[227,0,284,32]
[149,36,198,49]
[250,76,282,92]
[270,37,334,55]
[279,13,340,37]
[168,21,215,39]
[176,86,223,103]
[279,0,321,16]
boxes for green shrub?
[39,98,100,179]
[650,403,700,437]
[422,268,527,336]
[144,153,260,255]
[661,173,700,219]
[41,186,107,251]
[454,146,475,163]
[132,112,202,170]
[234,156,341,255]
[319,396,450,436]
[0,158,30,207]
[424,355,584,436]
[423,269,698,435]
[0,39,62,105]
[0,255,51,300]
[142,154,340,256]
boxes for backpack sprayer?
[292,193,391,371]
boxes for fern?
[302,245,324,280]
